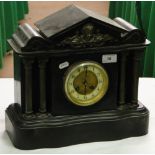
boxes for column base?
[5,102,149,150]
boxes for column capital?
[22,59,34,69]
[38,59,48,68]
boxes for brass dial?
[64,61,109,106]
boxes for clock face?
[64,61,109,106]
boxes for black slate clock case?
[6,5,150,149]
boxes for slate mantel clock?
[6,5,150,149]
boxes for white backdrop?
[0,78,155,154]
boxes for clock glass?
[64,61,109,106]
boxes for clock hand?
[89,85,95,90]
[84,66,88,95]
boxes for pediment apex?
[35,5,128,39]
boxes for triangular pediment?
[8,5,147,52]
[35,5,127,39]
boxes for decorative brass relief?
[57,23,116,48]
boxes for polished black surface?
[6,103,149,149]
[6,5,150,149]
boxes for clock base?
[5,102,149,150]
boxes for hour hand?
[89,85,95,90]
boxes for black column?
[130,52,142,105]
[23,59,34,114]
[118,53,127,106]
[38,59,48,113]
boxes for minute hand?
[84,66,88,95]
